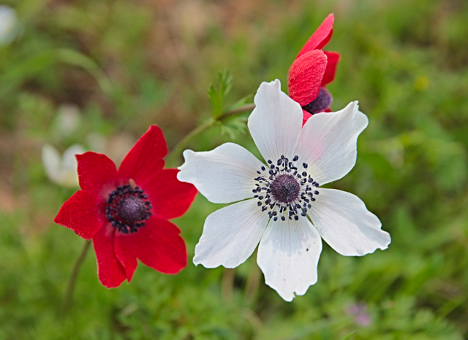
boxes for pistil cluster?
[252,155,320,222]
[106,184,152,234]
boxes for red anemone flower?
[54,126,197,288]
[288,14,340,125]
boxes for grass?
[1,0,468,339]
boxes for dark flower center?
[106,184,152,234]
[119,196,147,223]
[270,174,300,203]
[303,87,333,114]
[253,155,320,222]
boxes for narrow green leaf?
[341,331,356,340]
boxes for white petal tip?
[344,100,358,112]
[177,149,195,177]
[380,233,392,250]
[254,79,282,103]
[261,79,281,89]
[265,281,317,302]
[193,251,220,269]
[193,260,219,269]
[348,234,391,257]
[180,149,195,164]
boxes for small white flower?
[0,5,19,46]
[178,80,391,301]
[42,144,85,188]
[53,104,82,136]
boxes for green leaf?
[56,49,114,96]
[341,331,356,340]
[225,93,254,112]
[208,70,233,118]
[217,116,248,140]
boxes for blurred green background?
[1,0,468,339]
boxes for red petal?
[297,14,334,58]
[54,190,105,240]
[77,152,118,198]
[92,223,127,288]
[302,109,312,126]
[131,217,187,274]
[118,125,168,184]
[288,50,327,107]
[144,169,197,220]
[114,232,138,282]
[322,51,340,86]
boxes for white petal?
[178,143,264,204]
[257,217,322,301]
[59,144,85,188]
[193,199,269,268]
[308,188,391,256]
[42,144,61,184]
[61,144,85,172]
[294,101,368,185]
[55,105,82,135]
[248,80,303,163]
[0,6,17,45]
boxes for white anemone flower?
[178,80,391,301]
[42,144,85,188]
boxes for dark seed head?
[270,174,300,204]
[106,183,152,234]
[119,196,147,223]
[302,87,333,114]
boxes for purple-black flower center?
[119,196,147,223]
[270,174,300,203]
[253,155,320,222]
[303,87,333,114]
[106,184,152,234]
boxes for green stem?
[166,103,255,167]
[218,103,256,119]
[221,268,235,302]
[244,257,261,304]
[61,240,91,315]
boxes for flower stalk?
[62,240,91,314]
[221,268,235,302]
[166,103,255,167]
[244,259,261,304]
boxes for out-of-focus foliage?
[1,0,468,339]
